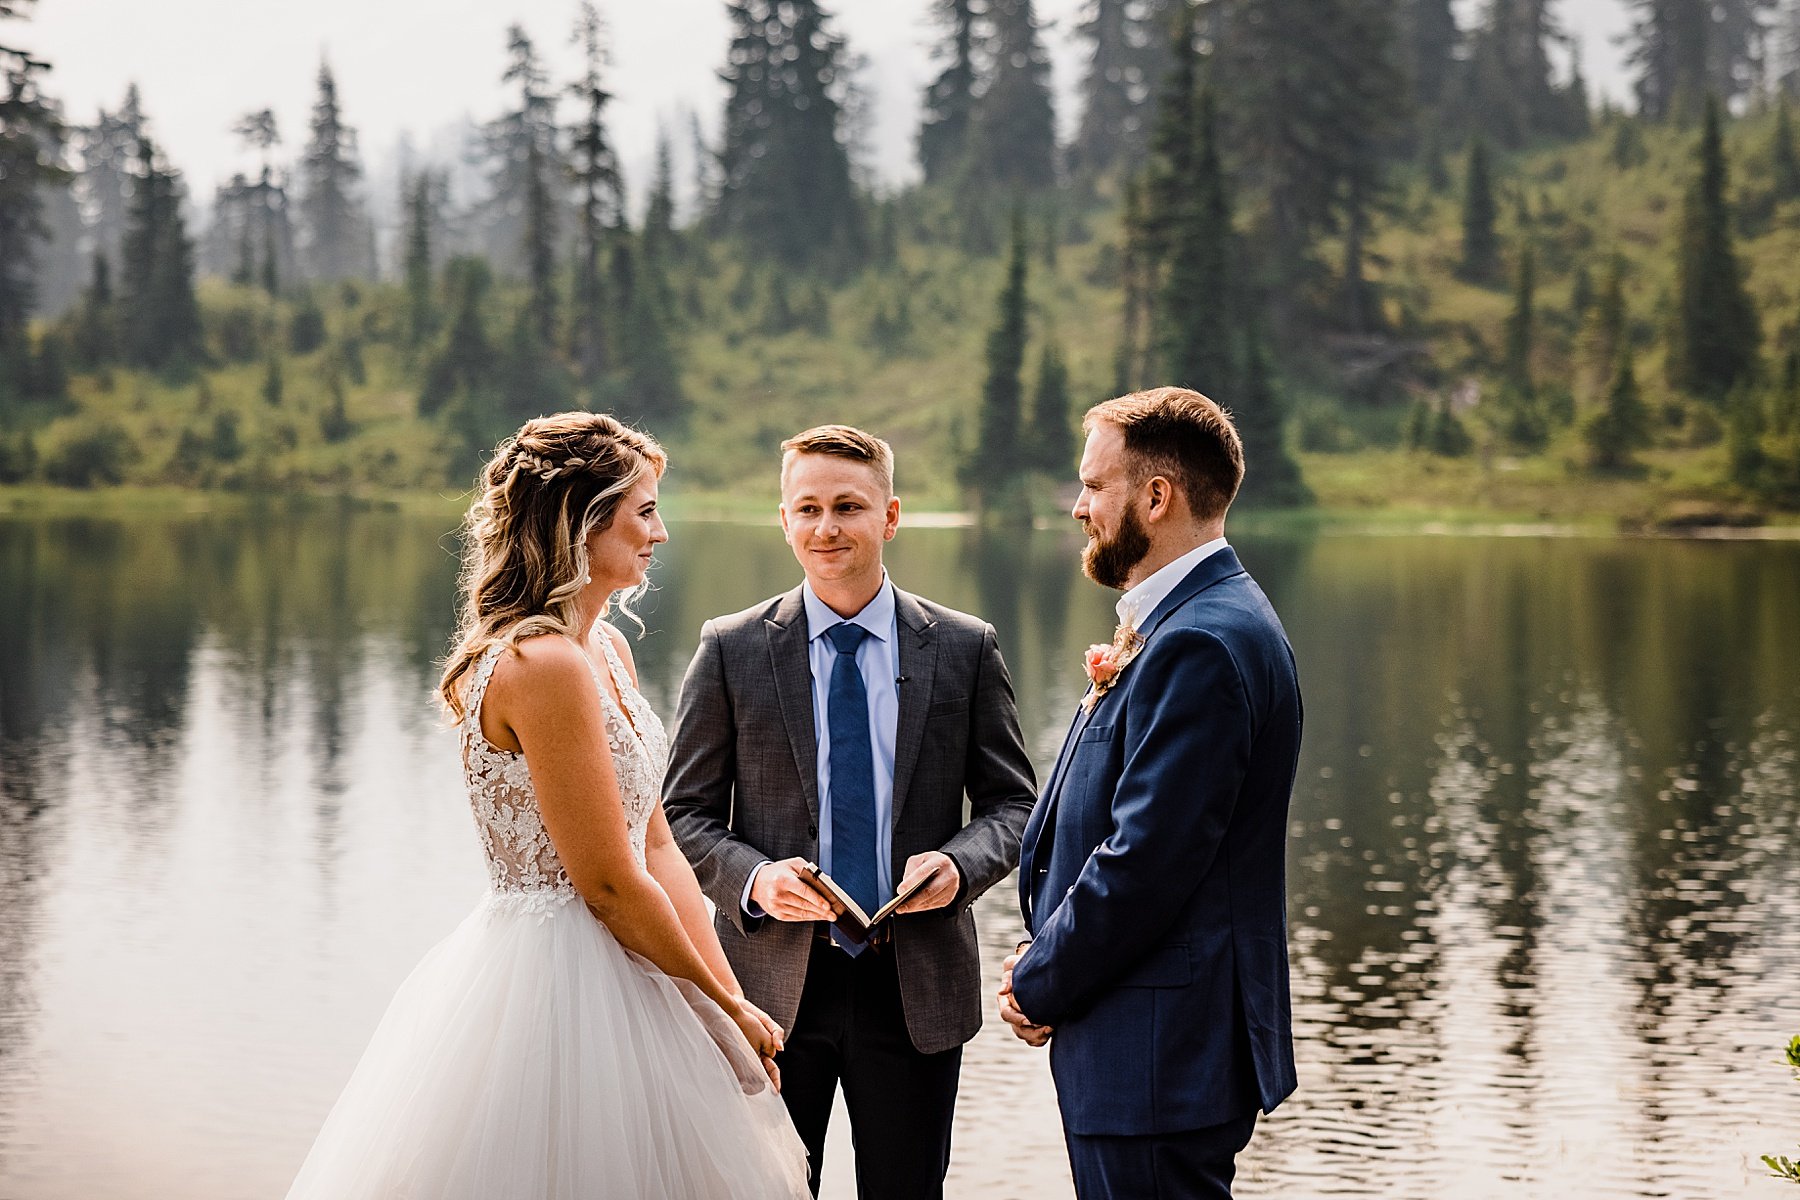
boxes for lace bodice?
[461,631,670,911]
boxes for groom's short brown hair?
[780,424,895,496]
[1084,387,1244,522]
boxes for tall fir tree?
[1029,339,1073,470]
[0,0,63,393]
[967,0,1058,191]
[1115,174,1152,393]
[480,25,562,284]
[420,256,495,420]
[1155,88,1234,396]
[966,210,1029,493]
[1579,255,1628,397]
[1626,0,1711,121]
[1464,0,1578,146]
[401,168,443,347]
[299,61,371,281]
[717,0,863,270]
[1234,323,1311,506]
[1773,99,1800,202]
[1405,0,1461,118]
[1584,343,1651,470]
[75,84,143,274]
[118,135,202,371]
[1461,137,1500,281]
[1071,0,1137,177]
[568,3,623,383]
[1668,97,1760,401]
[919,0,978,184]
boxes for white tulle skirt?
[285,890,811,1200]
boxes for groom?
[666,424,1036,1199]
[1001,387,1303,1199]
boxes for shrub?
[43,422,140,488]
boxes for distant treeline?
[2,0,1800,509]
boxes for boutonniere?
[1081,625,1146,712]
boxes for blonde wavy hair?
[438,411,667,723]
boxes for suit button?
[1036,867,1048,875]
[808,823,818,837]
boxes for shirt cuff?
[741,860,771,918]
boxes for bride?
[285,412,810,1198]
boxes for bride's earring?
[583,572,593,585]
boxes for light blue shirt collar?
[803,574,896,644]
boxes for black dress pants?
[775,936,962,1199]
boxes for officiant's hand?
[892,852,960,914]
[750,857,841,922]
[998,946,1052,1047]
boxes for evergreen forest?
[4,0,1800,524]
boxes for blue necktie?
[826,622,879,953]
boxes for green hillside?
[6,110,1799,527]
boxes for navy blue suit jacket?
[1011,547,1301,1136]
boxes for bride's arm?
[645,807,743,997]
[489,636,761,1036]
[591,624,746,996]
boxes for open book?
[799,862,939,944]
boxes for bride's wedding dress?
[285,639,810,1199]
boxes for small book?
[799,862,939,944]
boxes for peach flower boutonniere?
[1081,625,1147,712]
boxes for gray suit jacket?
[665,584,1036,1055]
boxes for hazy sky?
[23,0,1635,218]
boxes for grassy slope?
[18,110,1799,523]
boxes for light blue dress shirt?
[742,576,901,915]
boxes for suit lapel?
[888,588,938,826]
[1020,547,1248,924]
[763,587,820,826]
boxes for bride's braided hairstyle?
[438,411,667,722]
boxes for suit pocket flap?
[1119,942,1192,988]
[926,696,969,717]
[1077,723,1114,743]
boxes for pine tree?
[1029,339,1073,470]
[70,251,117,368]
[1234,323,1311,506]
[1584,343,1651,470]
[1625,0,1710,121]
[1464,0,1573,146]
[1406,0,1461,116]
[1773,99,1800,203]
[1071,0,1138,177]
[643,130,678,268]
[402,168,442,347]
[568,4,624,384]
[1115,175,1151,392]
[0,0,63,393]
[1461,137,1500,281]
[967,0,1058,191]
[298,62,371,281]
[1579,255,1628,397]
[75,84,143,273]
[479,26,562,284]
[118,135,203,371]
[966,211,1029,493]
[717,0,863,270]
[1668,97,1760,401]
[919,0,978,184]
[420,257,496,419]
[1155,88,1234,396]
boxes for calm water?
[0,511,1797,1199]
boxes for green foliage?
[0,430,37,483]
[1028,339,1073,472]
[1461,138,1500,282]
[43,420,140,487]
[289,293,327,354]
[964,0,1057,192]
[260,354,283,407]
[1774,102,1800,205]
[119,136,204,373]
[1763,1032,1800,1185]
[919,0,978,185]
[1503,245,1535,394]
[1154,86,1234,395]
[298,60,371,281]
[1667,98,1759,403]
[0,5,63,362]
[1583,346,1651,472]
[1235,328,1311,507]
[716,0,863,270]
[965,211,1030,498]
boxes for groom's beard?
[1082,505,1152,591]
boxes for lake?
[0,509,1796,1199]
